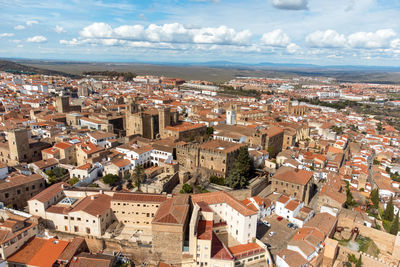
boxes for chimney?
[167,194,172,199]
[99,190,104,194]
[90,196,96,200]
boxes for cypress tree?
[370,189,379,209]
[383,196,394,221]
[355,255,362,267]
[390,212,399,235]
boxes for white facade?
[226,109,236,125]
[209,203,257,244]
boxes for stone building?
[176,140,245,178]
[286,100,308,116]
[28,183,114,238]
[281,123,310,150]
[125,97,179,139]
[0,128,51,166]
[263,126,284,158]
[0,208,39,260]
[270,166,314,204]
[0,173,45,209]
[111,192,167,231]
[151,194,189,264]
[55,96,82,113]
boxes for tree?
[356,255,362,267]
[345,187,354,208]
[133,165,145,187]
[370,189,380,209]
[206,127,214,136]
[226,169,247,189]
[226,146,254,189]
[102,174,120,186]
[233,146,254,178]
[383,196,394,221]
[373,159,380,165]
[390,212,399,235]
[180,183,193,194]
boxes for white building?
[275,195,314,228]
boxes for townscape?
[0,70,398,267]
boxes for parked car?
[263,221,271,227]
[291,224,298,230]
[287,223,294,228]
[277,216,283,221]
[269,231,276,237]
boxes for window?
[77,218,81,221]
[74,226,79,232]
[4,193,8,198]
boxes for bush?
[180,183,193,194]
[210,176,225,186]
[68,177,79,185]
[102,174,120,186]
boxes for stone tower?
[226,104,236,125]
[126,97,139,115]
[286,99,292,113]
[55,96,69,113]
[125,97,141,137]
[158,107,171,137]
[7,128,30,162]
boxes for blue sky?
[0,0,400,66]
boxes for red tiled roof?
[29,182,68,203]
[112,192,167,203]
[70,194,111,217]
[229,243,263,259]
[191,191,257,217]
[273,167,313,185]
[211,232,234,260]
[197,220,213,240]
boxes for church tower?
[226,104,236,125]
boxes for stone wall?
[152,225,184,264]
[337,245,397,267]
[337,216,396,254]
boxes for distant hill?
[0,60,81,78]
[4,58,400,83]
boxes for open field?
[8,59,400,83]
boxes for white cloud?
[80,22,114,38]
[26,20,39,26]
[60,38,82,46]
[27,35,47,43]
[391,39,400,49]
[77,22,252,45]
[306,30,346,48]
[261,29,290,47]
[286,43,300,54]
[14,25,26,30]
[0,33,14,38]
[271,0,308,10]
[348,29,396,49]
[55,25,65,33]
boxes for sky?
[0,0,400,66]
